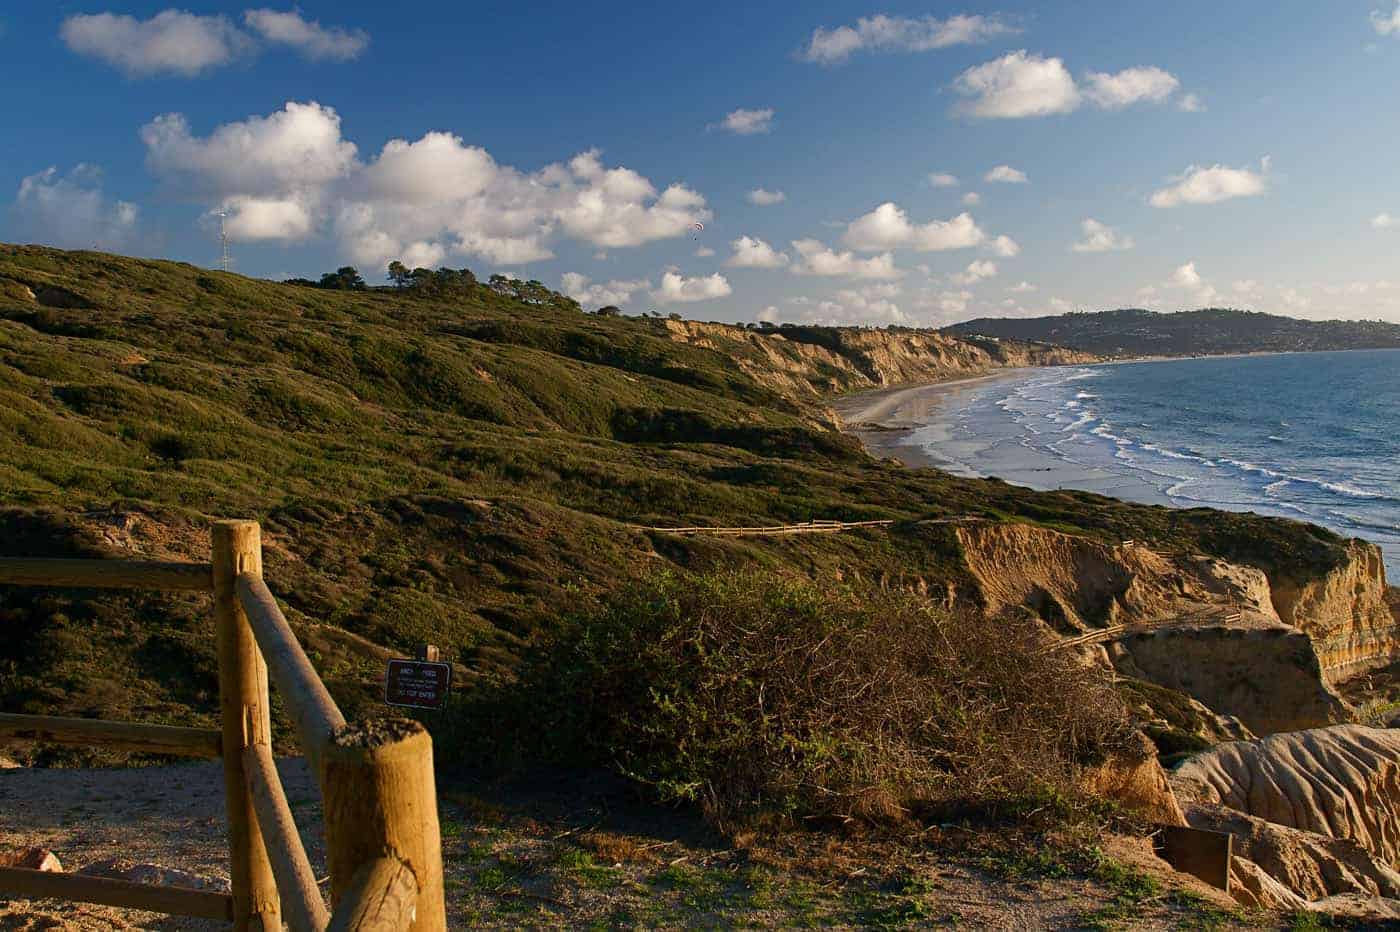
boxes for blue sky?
[5,1,1400,325]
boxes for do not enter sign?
[385,658,452,710]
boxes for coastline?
[832,354,1400,578]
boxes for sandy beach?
[831,366,1177,503]
[830,371,1027,469]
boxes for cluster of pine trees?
[284,260,582,313]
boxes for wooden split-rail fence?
[1044,608,1245,653]
[635,518,897,537]
[0,520,445,931]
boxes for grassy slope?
[0,245,1350,752]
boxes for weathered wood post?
[321,719,446,931]
[213,520,282,931]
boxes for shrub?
[458,570,1132,830]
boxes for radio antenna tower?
[215,209,230,272]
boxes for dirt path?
[0,758,1262,930]
[0,758,323,930]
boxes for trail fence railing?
[0,520,445,931]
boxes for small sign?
[385,658,452,710]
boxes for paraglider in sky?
[690,221,704,240]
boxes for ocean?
[902,349,1400,576]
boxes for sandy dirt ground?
[0,756,1262,931]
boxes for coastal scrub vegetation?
[451,570,1134,831]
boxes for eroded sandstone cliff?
[950,522,1397,736]
[1172,727,1400,911]
[1270,541,1394,682]
[660,320,1098,405]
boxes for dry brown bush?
[464,570,1134,831]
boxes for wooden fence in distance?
[0,520,445,931]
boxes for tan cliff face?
[1270,540,1395,682]
[951,522,1398,735]
[954,523,1280,631]
[659,320,1099,404]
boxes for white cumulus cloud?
[984,165,1028,183]
[843,203,985,252]
[1373,212,1398,230]
[928,172,959,187]
[1372,2,1400,35]
[747,187,786,205]
[951,259,998,285]
[800,13,1014,65]
[1083,66,1180,109]
[216,195,314,241]
[60,8,368,75]
[712,108,774,135]
[141,101,713,263]
[953,51,1080,118]
[1178,93,1205,112]
[142,101,358,196]
[1007,281,1037,293]
[652,269,732,304]
[961,191,981,206]
[561,272,651,308]
[60,10,254,76]
[14,165,140,250]
[987,234,1020,257]
[1149,161,1269,208]
[726,236,790,268]
[243,9,368,61]
[1072,218,1134,252]
[790,239,902,279]
[953,52,1189,119]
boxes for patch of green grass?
[555,847,622,888]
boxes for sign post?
[384,643,452,711]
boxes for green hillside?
[945,307,1400,357]
[0,245,1348,758]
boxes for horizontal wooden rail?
[0,713,223,758]
[328,857,418,932]
[236,573,347,760]
[638,518,897,536]
[243,743,331,932]
[0,557,213,591]
[0,867,233,921]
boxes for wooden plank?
[0,867,233,920]
[236,573,346,760]
[0,558,213,591]
[327,857,418,932]
[243,743,331,932]
[0,713,222,758]
[1155,825,1233,892]
[213,521,283,932]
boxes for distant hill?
[943,308,1400,358]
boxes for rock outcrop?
[1173,726,1400,910]
[1174,726,1400,864]
[951,522,1398,737]
[660,319,1098,406]
[954,524,1278,631]
[1116,627,1348,736]
[1077,731,1186,826]
[1271,541,1395,682]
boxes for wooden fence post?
[321,720,446,931]
[213,520,282,931]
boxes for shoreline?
[831,368,1039,472]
